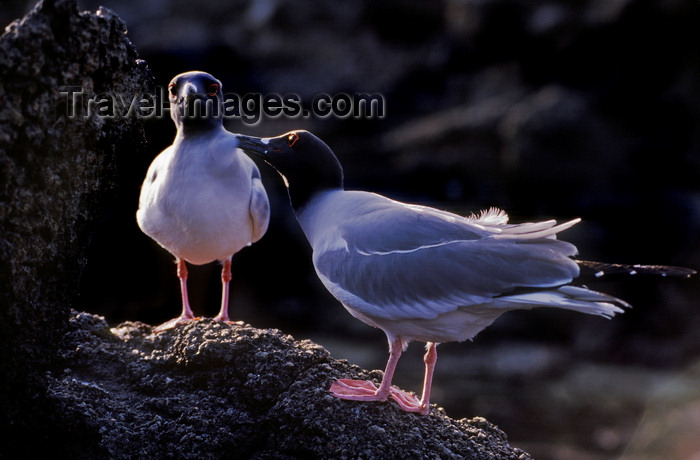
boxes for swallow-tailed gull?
[137,71,270,331]
[237,130,694,415]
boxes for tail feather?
[576,260,696,278]
[499,285,629,319]
[493,218,581,240]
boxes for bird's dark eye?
[208,84,219,96]
[288,132,300,147]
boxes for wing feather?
[248,165,270,243]
[313,203,580,321]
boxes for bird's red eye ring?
[288,132,300,147]
[168,83,176,95]
[208,84,219,96]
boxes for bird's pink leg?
[213,258,232,322]
[330,336,405,402]
[154,258,196,332]
[390,342,437,415]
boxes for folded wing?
[314,205,581,321]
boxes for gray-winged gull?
[237,130,694,415]
[137,71,270,332]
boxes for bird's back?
[297,190,625,343]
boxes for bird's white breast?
[137,130,259,264]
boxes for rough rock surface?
[47,311,530,459]
[0,0,153,453]
[0,1,530,458]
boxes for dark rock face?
[47,311,530,459]
[0,0,152,453]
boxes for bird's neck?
[292,187,343,241]
[175,120,224,139]
[287,176,343,215]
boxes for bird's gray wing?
[248,165,270,243]
[314,204,580,321]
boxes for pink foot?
[212,313,230,323]
[329,379,389,401]
[153,315,197,332]
[389,387,430,415]
[330,380,430,414]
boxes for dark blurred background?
[4,1,699,458]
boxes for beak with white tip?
[236,135,274,157]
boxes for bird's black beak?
[237,135,292,184]
[237,135,274,157]
[172,82,204,106]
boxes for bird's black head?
[237,130,344,211]
[168,71,223,131]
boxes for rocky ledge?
[47,310,530,459]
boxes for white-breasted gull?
[237,130,694,415]
[137,71,270,332]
